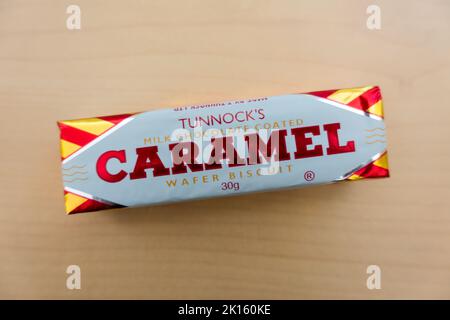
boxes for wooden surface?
[1,0,450,299]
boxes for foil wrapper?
[58,86,389,214]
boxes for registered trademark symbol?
[304,170,315,181]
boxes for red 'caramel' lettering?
[323,123,356,155]
[96,122,356,183]
[245,129,291,164]
[129,146,170,179]
[169,142,204,175]
[205,136,246,170]
[96,150,127,183]
[291,125,324,159]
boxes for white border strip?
[64,186,95,200]
[64,186,117,206]
[335,151,386,181]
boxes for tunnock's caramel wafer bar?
[58,86,389,214]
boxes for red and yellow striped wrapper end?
[307,85,389,180]
[307,85,384,118]
[346,152,390,180]
[58,113,133,214]
[63,190,125,215]
[58,114,133,161]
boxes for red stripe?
[353,163,389,179]
[70,198,124,214]
[347,86,382,112]
[305,89,338,99]
[98,113,132,125]
[58,123,98,147]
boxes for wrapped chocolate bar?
[58,86,389,214]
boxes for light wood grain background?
[0,0,449,299]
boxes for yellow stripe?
[60,118,114,136]
[373,153,389,170]
[347,174,363,181]
[64,193,87,214]
[61,139,81,158]
[327,86,373,105]
[366,100,384,117]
